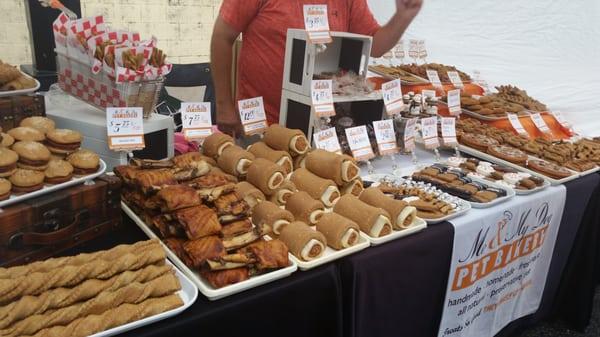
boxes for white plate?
[0,70,40,97]
[367,217,427,246]
[286,232,370,271]
[122,202,298,301]
[0,159,107,209]
[90,259,197,337]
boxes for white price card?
[394,40,405,60]
[426,69,443,88]
[404,118,417,152]
[447,89,462,116]
[373,119,398,155]
[447,71,464,89]
[181,102,212,141]
[441,117,458,146]
[311,80,335,117]
[345,125,375,161]
[106,107,145,150]
[381,79,404,116]
[303,5,331,44]
[552,111,571,129]
[314,127,342,154]
[408,39,419,59]
[418,40,428,59]
[421,116,440,149]
[530,113,551,133]
[421,89,437,106]
[507,113,529,137]
[238,97,268,136]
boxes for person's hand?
[216,103,243,138]
[395,0,423,19]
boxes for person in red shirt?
[211,0,423,136]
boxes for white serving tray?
[461,170,551,196]
[466,175,515,208]
[91,259,197,337]
[0,70,40,97]
[122,202,298,301]
[0,159,107,209]
[367,217,427,246]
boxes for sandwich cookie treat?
[67,149,100,175]
[20,116,56,134]
[316,213,360,250]
[217,145,255,177]
[0,178,11,201]
[0,147,18,177]
[7,126,45,142]
[45,129,83,154]
[12,141,51,171]
[0,132,15,147]
[252,201,294,236]
[285,191,325,225]
[9,169,45,193]
[290,168,340,207]
[359,187,417,229]
[44,159,74,184]
[269,180,297,206]
[305,149,360,185]
[341,179,364,197]
[235,181,265,208]
[278,221,326,261]
[334,195,392,238]
[263,124,309,156]
[202,133,234,159]
[246,158,285,195]
[247,142,293,174]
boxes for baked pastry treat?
[565,159,596,172]
[20,116,56,134]
[202,133,234,159]
[217,145,255,177]
[278,221,326,261]
[527,159,573,179]
[0,178,11,201]
[252,200,294,235]
[247,141,293,174]
[315,213,360,250]
[183,235,226,268]
[293,152,308,170]
[305,149,360,185]
[268,180,297,206]
[488,145,529,165]
[155,184,202,212]
[172,205,222,240]
[234,181,265,208]
[12,141,51,171]
[334,194,392,238]
[246,158,285,196]
[7,126,45,142]
[172,152,216,168]
[263,124,309,156]
[221,219,253,238]
[45,129,82,154]
[341,179,364,196]
[359,187,417,229]
[134,169,177,195]
[459,133,499,152]
[201,268,249,288]
[290,168,340,207]
[285,191,325,225]
[0,147,18,177]
[67,149,100,175]
[0,132,14,147]
[44,159,74,184]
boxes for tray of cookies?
[0,61,40,97]
[368,65,429,84]
[441,93,530,121]
[362,174,471,224]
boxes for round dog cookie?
[527,159,572,179]
[488,145,528,165]
[460,133,500,152]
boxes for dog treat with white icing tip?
[217,146,255,177]
[263,124,309,156]
[202,133,234,158]
[334,194,392,238]
[359,187,416,229]
[316,213,360,250]
[278,221,326,261]
[285,191,325,225]
[251,201,294,236]
[305,149,359,185]
[290,168,340,207]
[246,158,285,196]
[247,142,293,174]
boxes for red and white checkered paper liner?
[66,16,106,65]
[88,30,140,74]
[58,68,126,109]
[52,13,71,54]
[115,45,152,83]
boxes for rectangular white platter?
[0,70,41,97]
[367,217,428,246]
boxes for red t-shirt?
[219,0,380,124]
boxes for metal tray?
[0,71,40,97]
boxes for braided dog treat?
[0,240,159,279]
[22,295,183,337]
[1,273,181,337]
[0,246,166,305]
[0,264,171,329]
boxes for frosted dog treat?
[290,168,340,207]
[251,201,294,236]
[247,142,293,174]
[202,133,234,158]
[217,146,255,177]
[246,158,285,195]
[278,221,326,261]
[333,195,392,238]
[359,187,417,229]
[285,191,325,225]
[263,124,309,156]
[316,213,360,250]
[305,149,360,185]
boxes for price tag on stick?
[421,116,440,149]
[373,119,399,155]
[507,113,529,137]
[303,5,332,44]
[447,71,464,89]
[408,39,419,61]
[106,107,145,150]
[345,125,375,161]
[530,113,551,134]
[311,80,335,117]
[404,118,417,152]
[417,40,428,60]
[181,102,212,141]
[238,97,268,136]
[314,127,342,154]
[447,89,462,116]
[426,69,443,89]
[381,79,404,116]
[441,117,458,146]
[394,40,405,61]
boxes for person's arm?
[371,0,423,57]
[210,17,242,136]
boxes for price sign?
[421,116,440,149]
[426,69,443,88]
[373,119,398,155]
[530,113,551,134]
[181,102,212,141]
[394,40,405,60]
[507,113,529,137]
[404,118,417,152]
[106,107,145,150]
[303,4,331,44]
[381,79,404,116]
[345,125,375,161]
[473,69,490,93]
[238,97,268,136]
[441,117,458,146]
[417,40,428,60]
[314,127,342,154]
[311,80,335,117]
[447,71,464,89]
[408,39,419,59]
[447,89,462,116]
[421,89,436,106]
